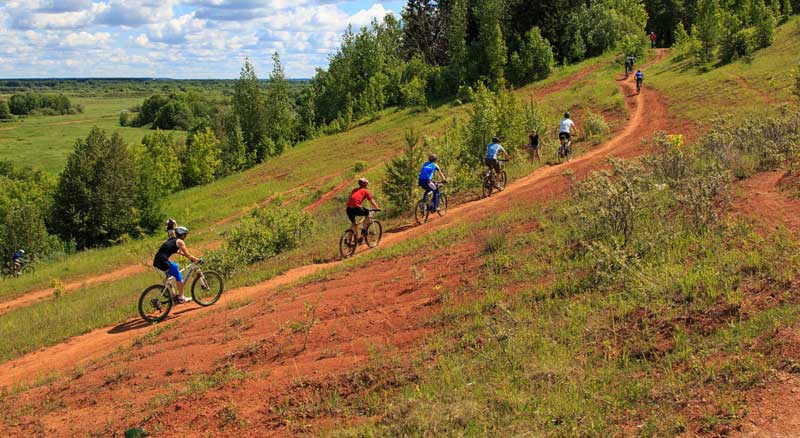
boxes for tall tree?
[445,0,469,89]
[402,0,448,65]
[182,127,221,187]
[477,0,508,88]
[264,52,297,153]
[233,59,268,162]
[695,0,722,62]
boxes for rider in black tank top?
[153,238,179,271]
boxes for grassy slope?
[0,55,626,365]
[649,17,800,122]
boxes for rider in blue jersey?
[634,70,643,93]
[11,249,25,273]
[485,136,509,188]
[418,154,447,211]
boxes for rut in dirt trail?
[0,51,678,390]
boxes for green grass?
[0,96,179,174]
[649,16,800,122]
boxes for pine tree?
[695,0,722,63]
[478,0,508,89]
[383,129,425,213]
[402,0,448,65]
[91,133,140,244]
[753,0,777,48]
[445,0,468,90]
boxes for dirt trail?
[731,170,800,231]
[0,264,148,316]
[0,50,675,392]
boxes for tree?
[51,128,158,248]
[753,0,777,48]
[0,100,11,120]
[695,0,722,63]
[383,129,426,213]
[444,0,469,90]
[508,26,554,85]
[218,112,248,176]
[182,127,221,187]
[233,59,268,162]
[402,0,448,65]
[264,52,297,153]
[477,0,508,88]
[140,131,182,193]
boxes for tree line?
[3,92,83,117]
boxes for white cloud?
[61,31,112,47]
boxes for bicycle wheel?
[437,193,448,217]
[415,200,429,224]
[138,285,173,323]
[496,171,507,191]
[365,220,382,248]
[339,230,357,258]
[20,265,34,276]
[482,174,493,198]
[192,270,224,306]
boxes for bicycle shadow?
[107,307,201,334]
[385,223,417,233]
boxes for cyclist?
[485,136,509,188]
[165,218,177,239]
[650,31,657,48]
[152,226,201,304]
[625,55,635,76]
[634,69,644,94]
[418,153,447,212]
[346,178,380,242]
[526,129,541,162]
[11,249,25,273]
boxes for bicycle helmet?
[428,153,438,162]
[18,249,24,254]
[175,226,189,239]
[358,177,369,187]
[492,136,500,143]
[165,218,177,230]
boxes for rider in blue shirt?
[635,70,643,92]
[11,249,25,272]
[418,154,447,211]
[485,136,508,185]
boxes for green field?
[0,96,182,174]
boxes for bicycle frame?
[161,262,201,294]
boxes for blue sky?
[0,0,406,79]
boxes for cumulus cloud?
[0,0,400,78]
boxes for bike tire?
[414,200,429,225]
[339,230,357,258]
[365,221,382,248]
[192,270,224,306]
[138,284,173,323]
[482,174,493,198]
[437,193,448,217]
[20,265,34,276]
[496,171,507,191]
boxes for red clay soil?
[0,52,684,436]
[731,170,800,232]
[733,329,800,438]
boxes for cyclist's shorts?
[346,207,369,224]
[559,132,571,141]
[166,261,183,282]
[418,179,437,192]
[484,158,501,174]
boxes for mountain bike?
[482,159,507,198]
[636,79,642,95]
[138,260,224,323]
[339,209,382,259]
[1,260,34,278]
[558,136,572,163]
[415,181,448,224]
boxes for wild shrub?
[0,100,11,119]
[582,111,609,140]
[508,26,554,86]
[118,111,128,127]
[205,203,313,276]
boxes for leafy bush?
[7,92,75,116]
[205,204,313,276]
[0,100,11,120]
[353,161,368,172]
[119,111,129,127]
[583,111,609,140]
[508,26,554,86]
